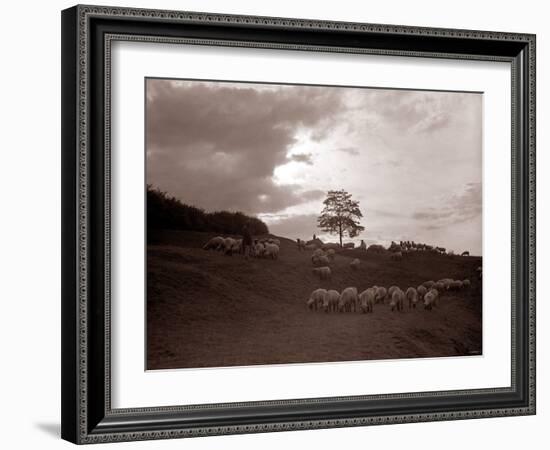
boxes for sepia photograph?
[145,78,483,371]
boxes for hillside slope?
[147,230,482,370]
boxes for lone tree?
[317,189,365,247]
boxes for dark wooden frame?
[61,4,536,444]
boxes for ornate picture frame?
[61,5,535,444]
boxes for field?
[147,230,482,370]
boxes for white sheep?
[253,242,265,258]
[339,287,358,312]
[438,278,453,290]
[434,281,445,291]
[405,287,419,308]
[263,243,279,260]
[312,266,332,281]
[350,258,360,270]
[389,288,405,312]
[358,288,376,313]
[447,280,463,291]
[388,285,399,298]
[321,293,331,312]
[272,238,281,246]
[312,248,326,259]
[423,280,435,289]
[417,285,427,300]
[327,290,340,312]
[374,286,387,304]
[231,238,243,254]
[223,237,236,255]
[423,288,439,310]
[326,248,336,261]
[312,255,330,266]
[307,288,327,312]
[311,249,327,266]
[203,236,225,251]
[462,279,471,288]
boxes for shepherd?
[242,223,253,259]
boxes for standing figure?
[242,223,253,259]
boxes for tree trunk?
[339,222,342,247]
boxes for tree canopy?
[147,185,269,236]
[317,189,365,246]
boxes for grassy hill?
[147,230,482,370]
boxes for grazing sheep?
[423,280,435,289]
[343,242,355,249]
[350,258,360,270]
[203,236,225,251]
[263,243,280,260]
[312,255,330,266]
[390,251,403,261]
[417,285,427,300]
[231,238,243,254]
[322,243,340,251]
[463,279,471,288]
[439,278,454,290]
[388,285,399,298]
[374,286,387,304]
[312,266,332,281]
[424,288,439,310]
[321,294,331,312]
[254,242,265,258]
[272,238,281,246]
[327,290,340,312]
[312,248,327,259]
[448,280,463,291]
[223,237,237,255]
[339,287,358,313]
[307,288,328,312]
[358,288,376,313]
[434,281,445,291]
[406,287,419,308]
[326,248,336,261]
[390,288,405,312]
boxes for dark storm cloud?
[288,153,314,165]
[412,182,482,229]
[146,79,344,214]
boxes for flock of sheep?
[307,278,472,314]
[310,249,363,280]
[203,235,281,259]
[202,234,480,315]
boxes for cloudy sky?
[146,78,482,255]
